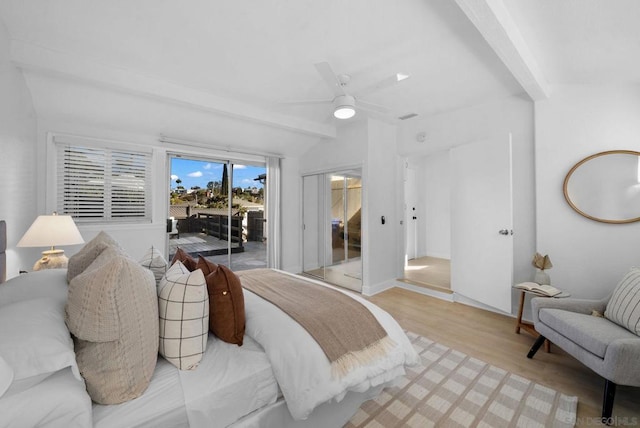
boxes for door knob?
[498,229,512,235]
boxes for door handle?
[498,229,512,235]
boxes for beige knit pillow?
[66,247,159,404]
[158,262,209,370]
[66,231,122,282]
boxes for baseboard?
[453,293,513,317]
[362,279,396,296]
[394,280,455,302]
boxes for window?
[56,142,152,223]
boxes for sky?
[170,158,265,190]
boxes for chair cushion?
[540,308,638,358]
[605,267,640,335]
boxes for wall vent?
[398,113,418,120]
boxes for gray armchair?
[527,294,640,423]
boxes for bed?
[0,224,419,428]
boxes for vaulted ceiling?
[1,0,638,154]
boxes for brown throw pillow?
[201,261,245,346]
[170,247,197,271]
[196,256,218,275]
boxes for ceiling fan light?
[333,95,356,119]
[334,106,356,119]
[396,73,410,81]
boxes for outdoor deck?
[169,232,242,258]
[169,232,266,271]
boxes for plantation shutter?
[56,142,152,223]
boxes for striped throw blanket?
[238,269,395,378]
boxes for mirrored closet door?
[302,168,362,292]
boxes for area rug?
[346,331,577,428]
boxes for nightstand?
[514,286,570,352]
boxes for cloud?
[234,165,246,169]
[203,163,212,170]
[171,174,179,180]
[188,171,203,178]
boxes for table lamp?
[17,213,85,271]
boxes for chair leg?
[602,379,616,425]
[527,335,547,359]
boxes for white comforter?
[242,270,420,421]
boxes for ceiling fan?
[289,62,410,120]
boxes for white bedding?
[93,357,187,428]
[0,367,92,428]
[93,334,278,428]
[0,268,418,427]
[178,334,278,428]
[240,269,420,421]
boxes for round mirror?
[563,150,640,224]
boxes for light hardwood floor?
[367,287,640,423]
[400,256,451,292]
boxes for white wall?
[366,120,400,293]
[0,20,39,277]
[422,151,451,259]
[279,156,301,273]
[535,84,640,299]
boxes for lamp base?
[33,249,69,271]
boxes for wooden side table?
[514,287,570,353]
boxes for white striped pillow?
[139,246,167,287]
[158,262,209,370]
[605,267,640,335]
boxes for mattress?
[93,334,278,428]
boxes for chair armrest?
[604,338,640,386]
[531,296,609,325]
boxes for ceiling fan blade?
[314,62,346,97]
[354,72,410,97]
[280,99,332,106]
[357,99,390,114]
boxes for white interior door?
[450,135,513,313]
[405,167,417,261]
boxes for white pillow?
[139,246,168,287]
[605,267,640,335]
[0,298,80,386]
[0,356,13,398]
[0,270,68,308]
[158,262,209,370]
[0,367,92,428]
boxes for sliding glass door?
[302,168,362,292]
[167,154,267,271]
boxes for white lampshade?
[17,214,84,249]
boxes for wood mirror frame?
[563,150,640,224]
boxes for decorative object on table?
[17,212,84,271]
[514,281,561,297]
[532,252,552,284]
